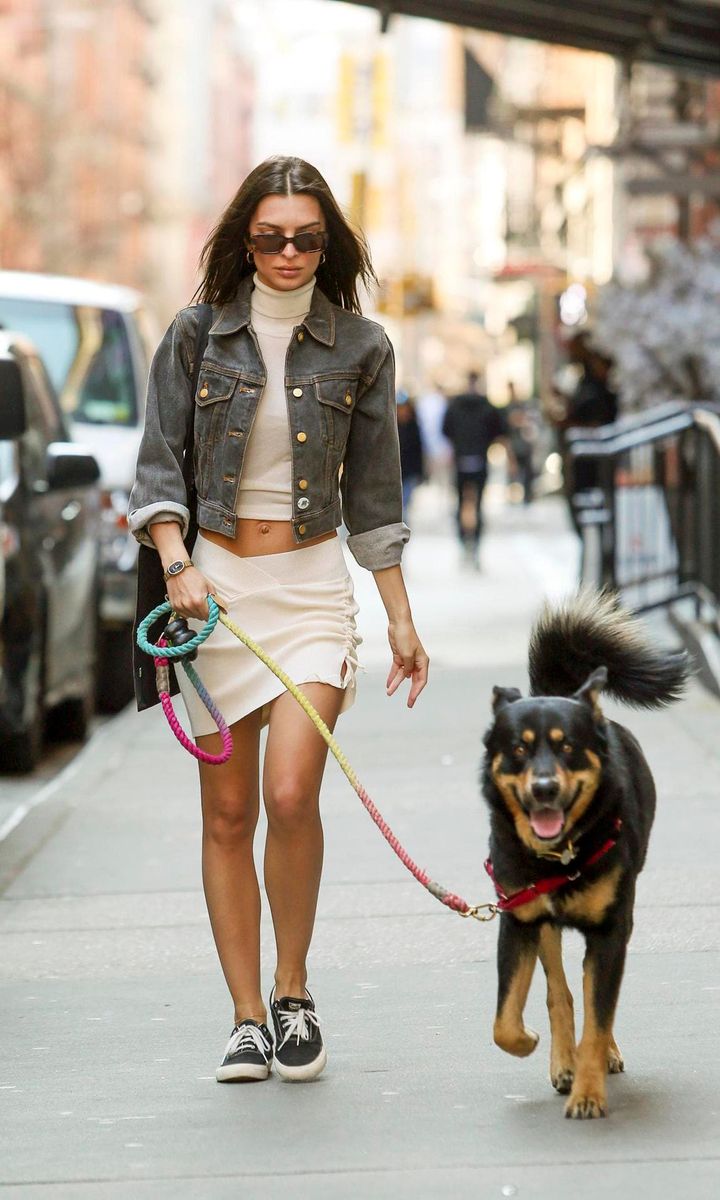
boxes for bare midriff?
[202,518,337,558]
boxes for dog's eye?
[513,745,528,760]
[562,743,573,755]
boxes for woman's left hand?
[386,617,429,708]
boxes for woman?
[129,157,428,1084]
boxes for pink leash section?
[154,638,233,765]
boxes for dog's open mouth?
[528,808,565,840]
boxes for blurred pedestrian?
[129,156,429,1085]
[415,383,451,486]
[548,331,618,534]
[506,381,538,505]
[442,370,508,567]
[396,390,425,520]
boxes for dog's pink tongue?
[530,809,564,839]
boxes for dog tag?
[560,848,575,866]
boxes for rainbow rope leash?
[137,599,496,922]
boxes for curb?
[0,706,136,893]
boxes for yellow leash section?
[219,610,358,786]
[218,611,496,922]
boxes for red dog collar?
[485,818,622,913]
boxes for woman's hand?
[386,616,429,708]
[165,566,215,622]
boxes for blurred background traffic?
[1,0,720,778]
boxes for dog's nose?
[531,776,560,802]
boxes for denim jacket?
[128,276,409,570]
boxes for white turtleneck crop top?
[235,273,315,521]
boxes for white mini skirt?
[177,534,362,736]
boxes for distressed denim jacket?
[128,276,409,570]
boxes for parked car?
[0,331,101,772]
[0,271,156,711]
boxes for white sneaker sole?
[274,1045,327,1082]
[216,1061,271,1083]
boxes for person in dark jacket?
[396,391,425,520]
[550,332,618,535]
[442,371,507,565]
[129,156,429,1086]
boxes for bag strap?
[183,302,214,476]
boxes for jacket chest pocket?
[193,367,258,490]
[194,368,258,444]
[315,379,357,453]
[195,368,237,446]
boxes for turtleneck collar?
[251,272,315,320]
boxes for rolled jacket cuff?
[128,501,190,548]
[346,521,410,571]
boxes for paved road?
[1,493,719,1198]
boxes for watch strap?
[162,558,194,581]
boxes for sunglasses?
[248,231,328,255]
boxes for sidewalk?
[1,493,719,1198]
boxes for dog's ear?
[573,666,607,718]
[492,685,522,713]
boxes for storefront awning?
[334,1,720,77]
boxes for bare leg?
[262,683,344,999]
[197,709,264,1025]
[538,924,576,1093]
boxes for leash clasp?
[460,902,499,922]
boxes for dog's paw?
[607,1044,624,1074]
[564,1089,607,1120]
[551,1066,574,1094]
[494,1022,539,1058]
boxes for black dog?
[481,592,688,1119]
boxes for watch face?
[167,560,184,576]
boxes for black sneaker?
[215,1019,273,1082]
[269,987,327,1081]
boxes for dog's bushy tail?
[528,590,689,709]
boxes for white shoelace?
[275,1004,320,1048]
[225,1023,271,1058]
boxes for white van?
[0,271,157,711]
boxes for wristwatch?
[162,558,194,581]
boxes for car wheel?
[47,577,99,744]
[50,686,95,743]
[95,625,134,714]
[0,640,45,774]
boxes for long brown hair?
[193,157,377,313]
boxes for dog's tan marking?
[493,762,568,856]
[559,864,622,925]
[492,750,602,856]
[549,727,565,742]
[494,946,539,1058]
[521,729,536,744]
[538,924,576,1093]
[492,758,556,855]
[558,750,602,837]
[565,958,612,1119]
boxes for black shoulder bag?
[132,303,214,712]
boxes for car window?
[24,353,67,442]
[0,298,77,395]
[17,360,52,488]
[0,298,138,427]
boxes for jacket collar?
[210,274,336,346]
